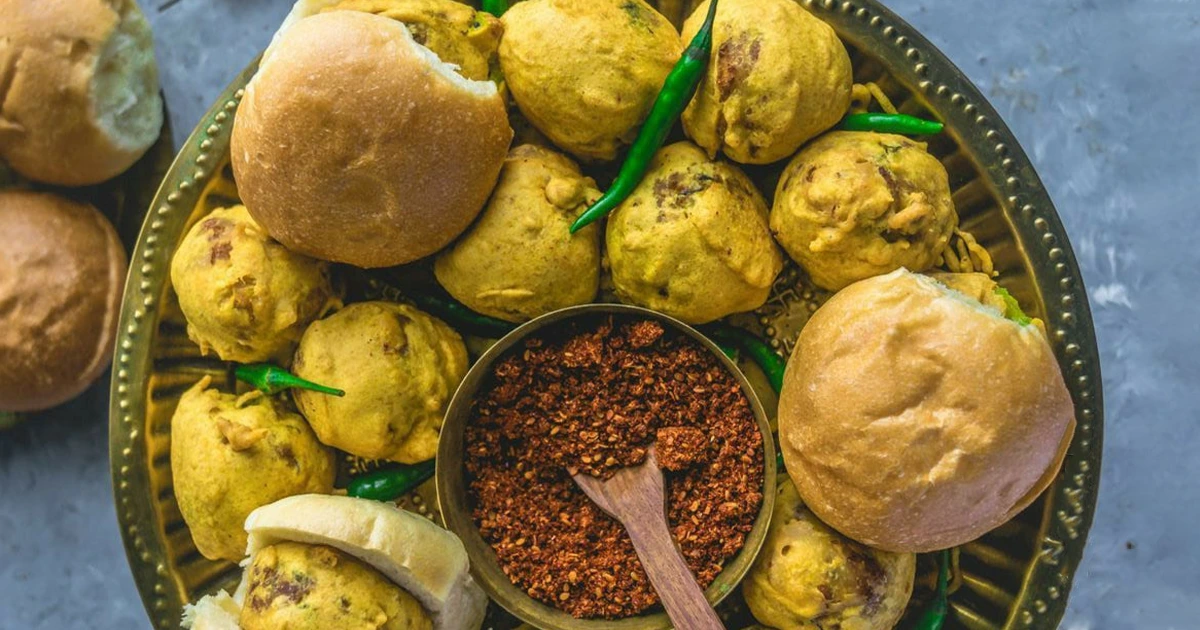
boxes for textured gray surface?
[0,0,1196,628]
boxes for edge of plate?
[109,61,260,630]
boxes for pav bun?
[0,0,163,185]
[231,10,512,268]
[778,269,1075,552]
[183,494,487,630]
[0,191,126,412]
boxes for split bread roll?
[183,494,488,630]
[0,0,163,185]
[231,10,512,268]
[0,191,126,412]
[778,269,1076,552]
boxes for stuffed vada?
[170,205,337,364]
[272,0,503,82]
[434,144,601,322]
[292,302,468,463]
[606,142,783,323]
[170,376,336,562]
[499,0,680,160]
[771,131,957,291]
[777,269,1075,552]
[681,0,852,164]
[743,478,915,630]
[182,494,488,630]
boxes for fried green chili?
[705,324,786,394]
[994,287,1033,326]
[480,0,508,17]
[234,363,344,397]
[842,112,944,135]
[407,291,516,339]
[568,0,720,234]
[912,548,951,630]
[347,459,437,502]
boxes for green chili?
[841,112,944,135]
[407,291,516,339]
[776,450,785,473]
[994,287,1033,326]
[912,549,950,630]
[347,459,437,502]
[234,363,344,397]
[705,324,786,394]
[569,0,719,234]
[480,0,508,17]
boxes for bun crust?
[778,269,1075,552]
[0,0,163,185]
[0,191,126,411]
[231,10,511,268]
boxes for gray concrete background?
[1,0,1196,628]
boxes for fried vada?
[606,142,783,323]
[434,144,602,322]
[498,0,680,160]
[273,0,503,82]
[743,478,915,630]
[170,376,336,562]
[771,131,957,291]
[170,205,337,364]
[681,0,852,165]
[292,302,468,463]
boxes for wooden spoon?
[572,446,724,630]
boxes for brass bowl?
[436,304,777,630]
[111,1,1102,628]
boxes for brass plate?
[110,2,1102,629]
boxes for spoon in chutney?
[572,445,724,630]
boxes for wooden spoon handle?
[624,516,724,630]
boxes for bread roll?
[778,269,1075,552]
[0,0,163,185]
[0,191,126,412]
[231,10,511,268]
[244,495,488,630]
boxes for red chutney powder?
[464,317,764,618]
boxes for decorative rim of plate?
[109,2,1103,628]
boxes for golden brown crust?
[231,10,512,268]
[0,191,126,411]
[0,0,162,185]
[778,269,1075,552]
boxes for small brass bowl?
[437,303,777,630]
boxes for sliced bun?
[243,494,487,630]
[778,269,1075,552]
[231,10,511,268]
[0,0,163,185]
[0,191,126,412]
[181,591,241,630]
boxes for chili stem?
[347,459,437,502]
[234,363,344,397]
[569,0,720,234]
[842,112,944,135]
